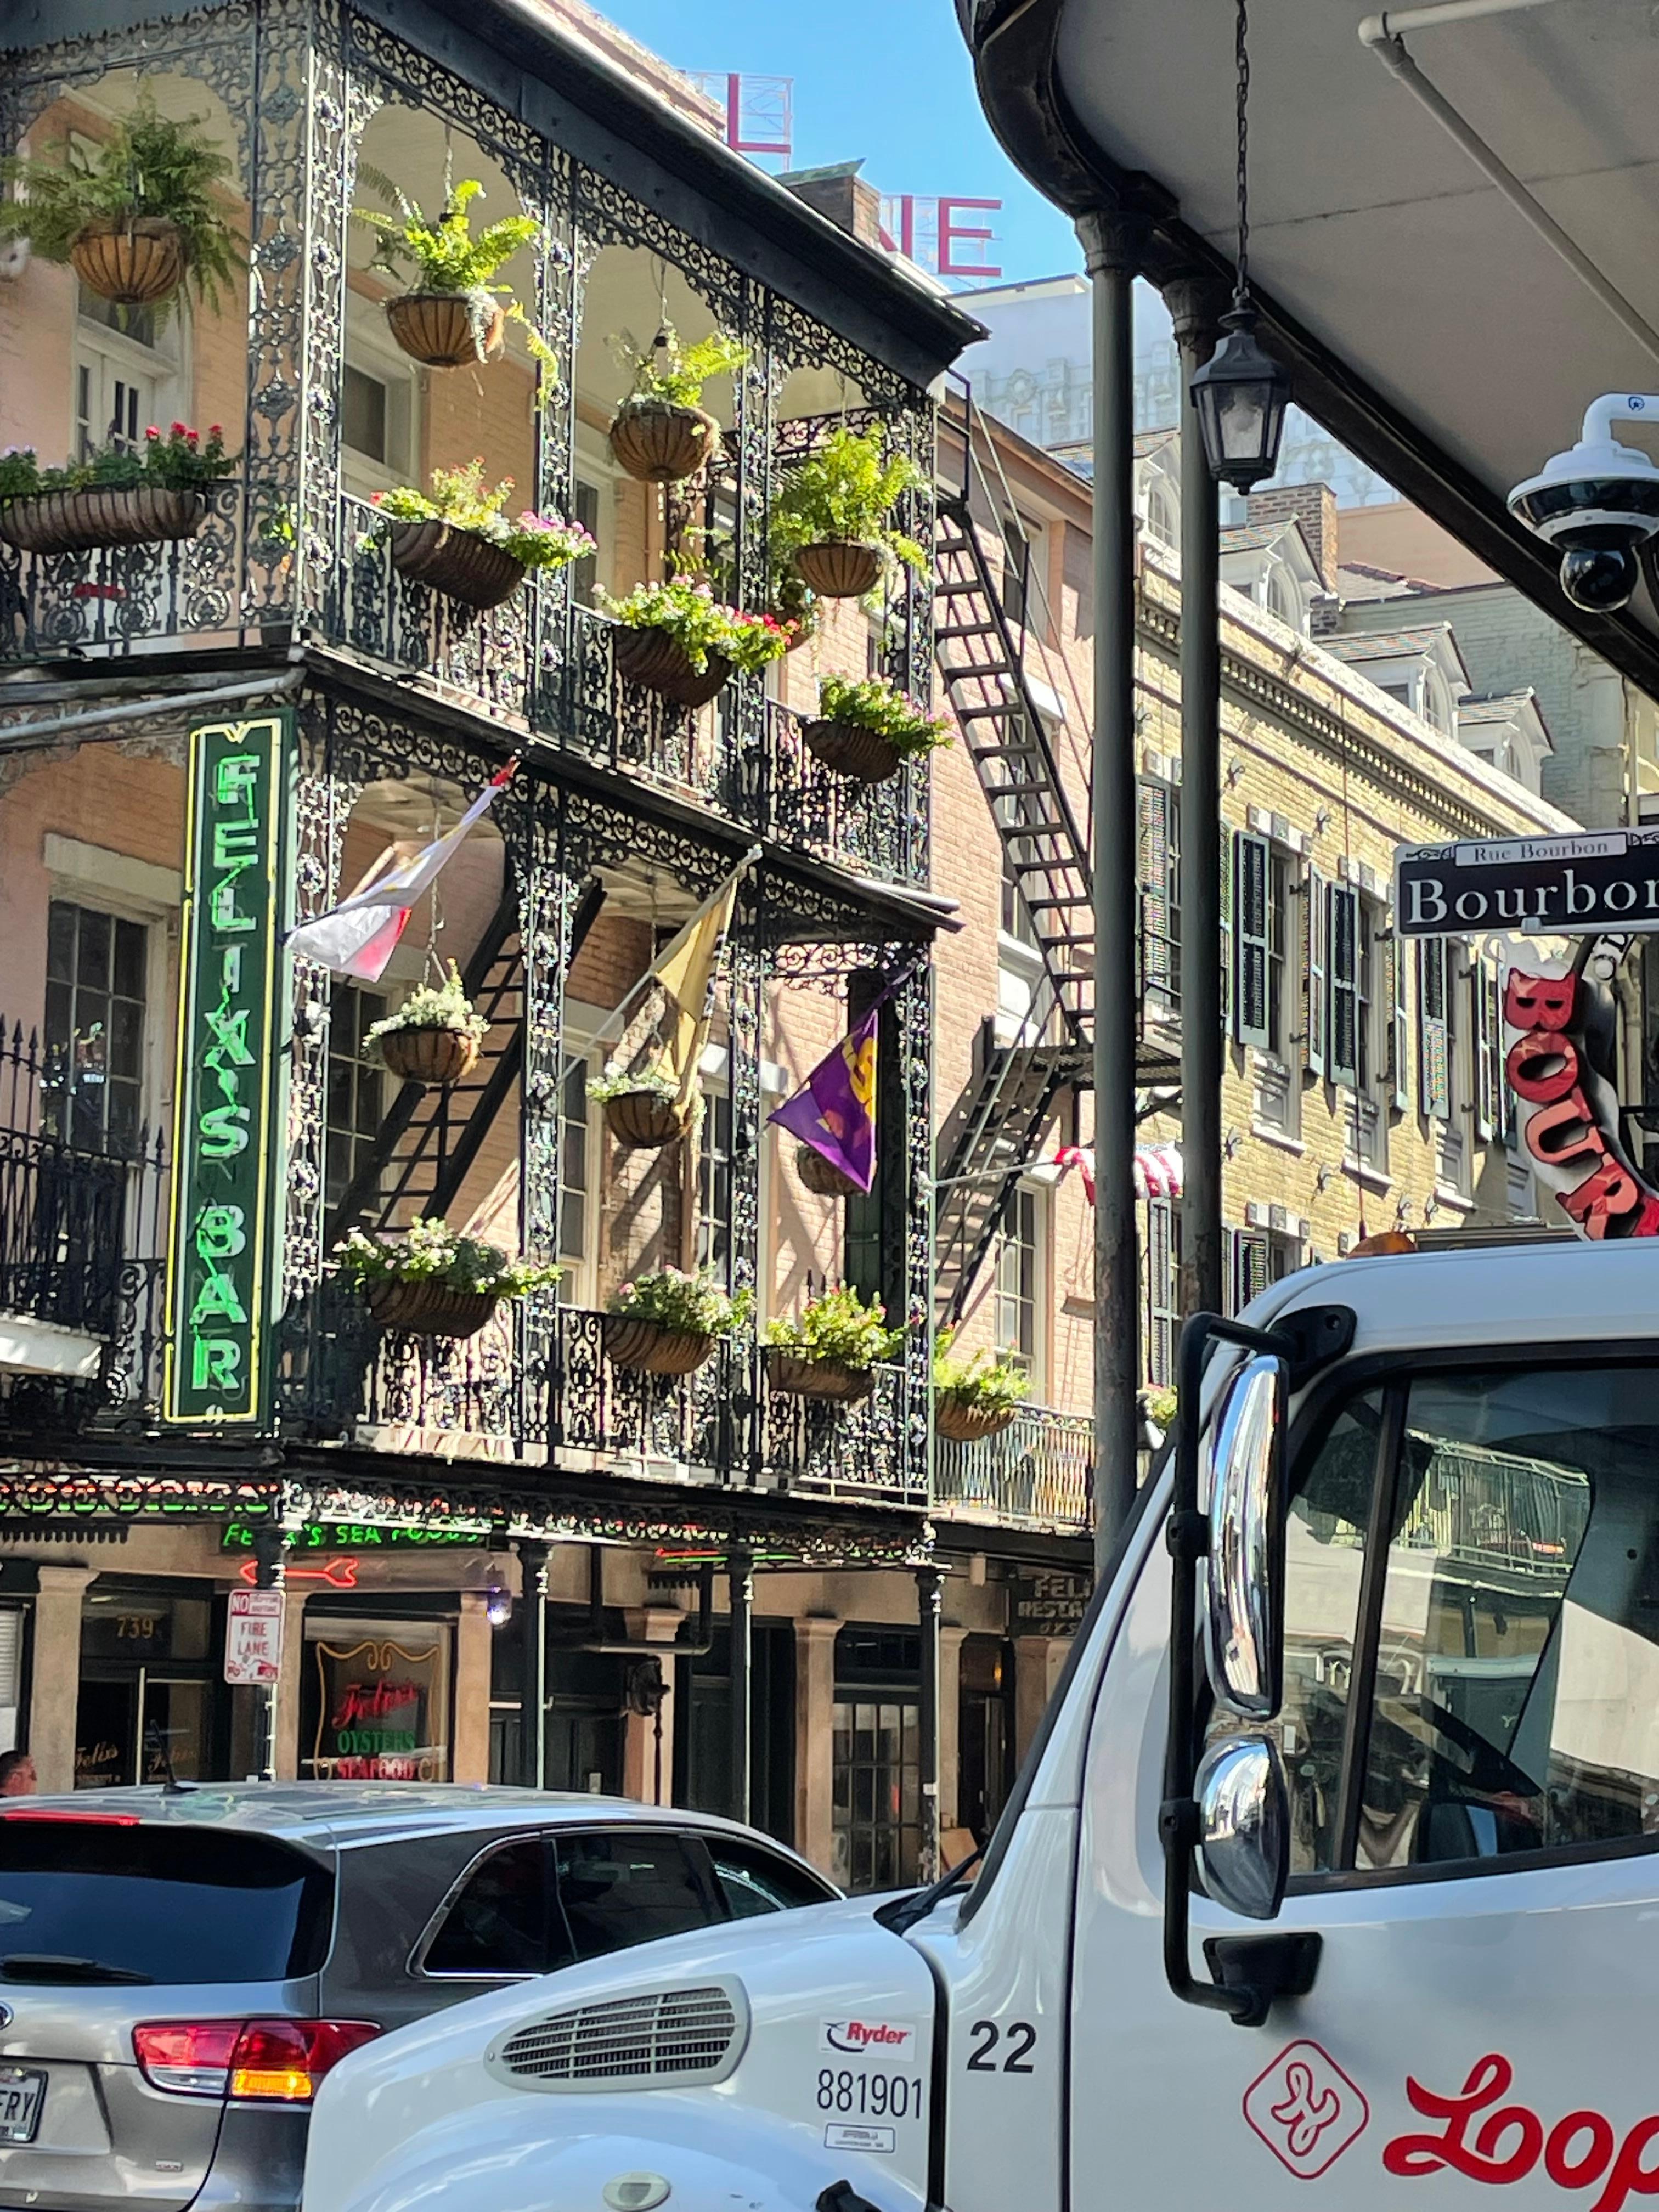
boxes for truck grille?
[494,1984,745,2091]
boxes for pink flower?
[207,424,222,438]
[170,420,187,436]
[144,427,160,441]
[370,490,383,505]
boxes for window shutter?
[1385,921,1410,1113]
[1235,832,1271,1048]
[1229,1229,1271,1314]
[1304,866,1326,1077]
[1474,953,1496,1141]
[1418,938,1449,1119]
[1328,884,1359,1088]
[1137,781,1172,1007]
[1219,825,1233,1035]
[1494,961,1515,1142]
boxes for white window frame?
[341,293,420,498]
[42,836,179,1147]
[992,1180,1048,1396]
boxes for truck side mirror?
[1203,1351,1289,1722]
[1195,1734,1290,1921]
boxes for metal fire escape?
[932,392,1175,1323]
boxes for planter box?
[69,216,184,306]
[0,486,207,557]
[376,1024,481,1086]
[794,539,882,598]
[363,1278,500,1339]
[387,292,504,367]
[388,520,524,610]
[609,398,720,484]
[802,718,900,785]
[766,1347,874,1403]
[602,1314,716,1376]
[613,626,731,709]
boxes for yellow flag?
[654,872,741,1110]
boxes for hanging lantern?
[1192,0,1291,493]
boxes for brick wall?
[1246,481,1338,590]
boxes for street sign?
[1395,829,1659,938]
[224,1587,284,1686]
[1010,1570,1092,1636]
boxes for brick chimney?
[1246,482,1338,591]
[777,160,884,249]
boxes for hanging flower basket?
[603,1088,695,1150]
[793,538,882,599]
[766,1347,874,1404]
[0,484,207,557]
[69,215,185,306]
[388,520,525,610]
[613,627,731,709]
[386,291,505,368]
[602,1314,717,1376]
[795,1143,863,1200]
[364,1278,500,1339]
[935,1397,1018,1444]
[608,397,720,484]
[376,1023,481,1086]
[802,718,900,786]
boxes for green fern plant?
[770,426,929,579]
[612,322,749,410]
[352,170,556,379]
[0,89,244,316]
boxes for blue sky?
[601,0,1082,290]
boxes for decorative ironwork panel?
[768,295,915,417]
[335,496,534,716]
[934,1405,1093,1531]
[0,484,243,664]
[548,610,738,813]
[550,1310,742,1472]
[760,1362,922,1504]
[572,165,744,328]
[766,702,916,885]
[894,958,934,1501]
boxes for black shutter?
[1137,781,1173,1014]
[1304,866,1326,1078]
[1418,938,1449,1119]
[1235,832,1271,1048]
[1328,883,1359,1088]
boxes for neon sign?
[163,712,290,1424]
[1504,965,1659,1240]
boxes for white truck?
[305,1238,1659,2211]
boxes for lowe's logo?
[820,2019,917,2055]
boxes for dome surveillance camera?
[1509,415,1659,614]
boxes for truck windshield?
[1276,1361,1659,1880]
[0,1824,332,1983]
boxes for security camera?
[1509,394,1659,613]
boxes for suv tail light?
[134,2019,381,2102]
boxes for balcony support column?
[517,1538,549,1790]
[29,1565,94,1794]
[1077,207,1149,1564]
[728,1545,754,1825]
[728,896,765,1480]
[1167,275,1230,1322]
[896,958,935,1503]
[917,1565,943,1882]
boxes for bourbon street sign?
[163,713,291,1424]
[1395,828,1659,938]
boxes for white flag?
[285,759,516,980]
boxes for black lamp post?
[1191,0,1290,492]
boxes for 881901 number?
[816,2070,921,2119]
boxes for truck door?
[1070,1354,1659,2209]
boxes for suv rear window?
[0,1824,332,1984]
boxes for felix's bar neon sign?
[163,713,289,1423]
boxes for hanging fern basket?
[603,1088,695,1150]
[794,1143,863,1200]
[386,291,505,367]
[602,1316,717,1376]
[935,1397,1018,1444]
[0,486,207,557]
[613,627,731,709]
[608,397,720,484]
[766,1347,874,1404]
[802,719,901,786]
[793,539,882,599]
[69,215,185,306]
[388,520,524,610]
[363,1278,500,1339]
[376,1023,481,1086]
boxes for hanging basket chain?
[1234,0,1251,311]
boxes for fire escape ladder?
[326,881,603,1242]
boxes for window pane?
[47,903,75,985]
[342,364,388,462]
[76,908,111,990]
[552,1831,710,1960]
[423,1837,553,1976]
[113,919,146,1002]
[1274,1387,1384,1875]
[1356,1367,1653,1875]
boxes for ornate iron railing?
[934,1403,1094,1530]
[552,607,743,816]
[764,701,921,884]
[0,1022,168,1413]
[332,496,533,717]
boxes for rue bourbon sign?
[163,712,290,1425]
[1395,829,1659,938]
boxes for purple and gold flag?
[770,1007,879,1193]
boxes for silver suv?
[0,1784,836,2212]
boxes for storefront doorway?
[75,1582,227,1787]
[832,1626,922,1892]
[488,1627,624,1792]
[957,1633,1015,1846]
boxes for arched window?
[1145,481,1177,548]
[1265,567,1301,631]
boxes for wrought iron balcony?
[277,1288,926,1506]
[933,1402,1094,1531]
[0,1022,168,1418]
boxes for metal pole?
[251,1526,287,1782]
[916,1566,942,1883]
[1167,276,1228,1322]
[1077,208,1147,1567]
[727,1546,753,1825]
[517,1539,548,1790]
